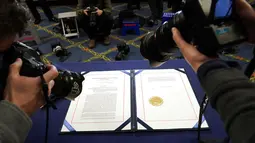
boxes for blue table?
[25,60,227,143]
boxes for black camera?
[0,42,85,101]
[140,0,247,67]
[115,43,130,61]
[51,42,72,62]
[87,6,97,27]
[147,17,158,27]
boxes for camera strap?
[40,74,57,143]
[40,74,57,109]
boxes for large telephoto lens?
[140,11,187,67]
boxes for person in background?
[172,0,255,142]
[127,0,141,10]
[77,0,113,49]
[148,0,163,24]
[168,0,184,12]
[25,0,58,24]
[147,0,183,25]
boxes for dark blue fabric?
[115,118,131,131]
[130,70,138,131]
[134,70,143,76]
[63,120,76,132]
[25,60,227,143]
[193,115,206,129]
[137,118,153,131]
[174,68,186,74]
[121,70,131,76]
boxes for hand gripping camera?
[140,0,247,67]
[0,42,85,101]
[87,6,97,27]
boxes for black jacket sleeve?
[197,60,255,143]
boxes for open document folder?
[61,69,209,133]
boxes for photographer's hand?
[3,58,59,116]
[96,9,103,16]
[83,9,88,16]
[172,28,214,72]
[236,0,255,43]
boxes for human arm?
[171,0,255,142]
[235,0,255,43]
[0,58,58,143]
[99,0,112,15]
[76,0,84,10]
[95,0,112,17]
[0,100,32,143]
[197,60,255,143]
[172,26,255,143]
[76,0,86,16]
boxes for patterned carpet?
[33,2,255,80]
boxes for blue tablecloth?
[25,60,227,143]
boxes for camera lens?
[115,43,130,61]
[140,11,187,67]
[53,45,62,57]
[51,70,85,100]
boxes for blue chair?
[121,19,140,36]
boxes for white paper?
[135,69,208,130]
[62,70,131,132]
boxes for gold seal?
[149,96,163,106]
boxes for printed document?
[62,71,131,132]
[135,69,208,130]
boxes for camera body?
[140,0,247,67]
[147,18,157,27]
[87,6,97,27]
[115,43,130,61]
[51,42,72,62]
[0,42,84,101]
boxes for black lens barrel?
[140,11,186,63]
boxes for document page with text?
[135,69,209,130]
[61,71,131,132]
